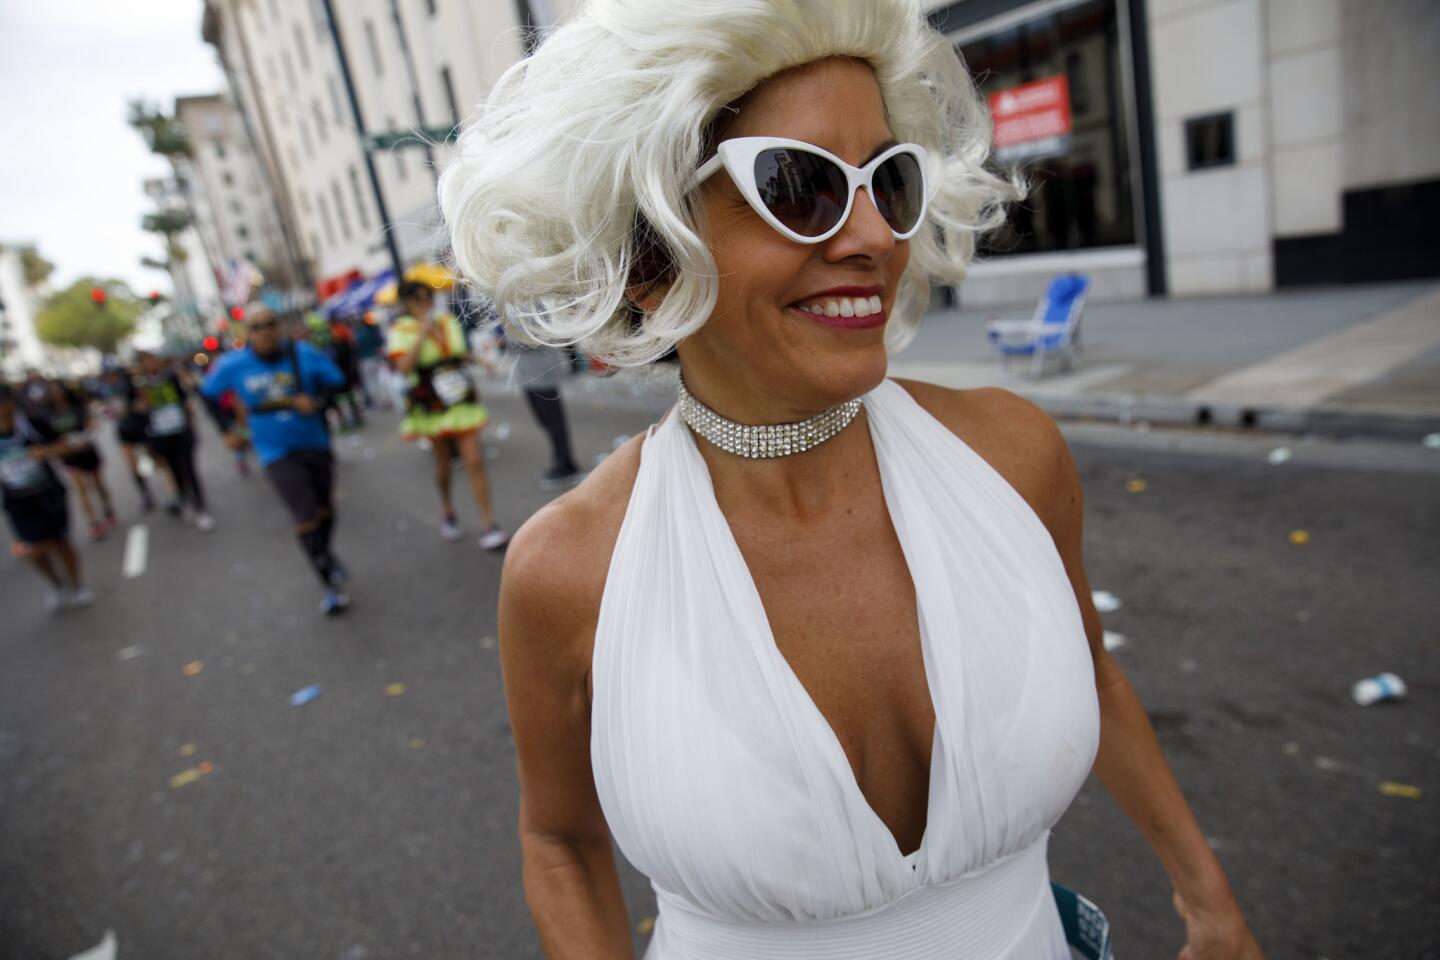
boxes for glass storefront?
[958,0,1139,257]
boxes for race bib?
[0,448,46,493]
[432,368,471,408]
[149,404,187,436]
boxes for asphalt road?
[1,374,1436,960]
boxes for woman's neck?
[679,369,875,518]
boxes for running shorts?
[4,486,69,545]
[62,447,102,473]
[263,448,334,524]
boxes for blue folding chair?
[985,273,1089,377]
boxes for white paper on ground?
[1092,590,1122,613]
[68,929,117,960]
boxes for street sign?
[989,75,1073,164]
[365,125,458,152]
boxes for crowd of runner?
[2,288,587,616]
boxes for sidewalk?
[891,281,1440,439]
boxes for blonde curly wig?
[439,0,1017,367]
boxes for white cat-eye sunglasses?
[691,136,931,245]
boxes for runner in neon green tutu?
[387,280,510,549]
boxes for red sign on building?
[989,75,1073,164]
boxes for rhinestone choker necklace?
[677,374,862,460]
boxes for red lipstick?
[788,286,888,330]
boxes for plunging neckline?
[671,399,938,867]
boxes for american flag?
[220,258,260,307]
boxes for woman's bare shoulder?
[890,378,1077,532]
[500,430,650,636]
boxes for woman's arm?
[1042,414,1264,960]
[498,502,634,959]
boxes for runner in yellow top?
[387,280,509,549]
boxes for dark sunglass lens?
[871,151,924,234]
[753,148,848,237]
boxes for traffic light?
[148,291,163,304]
[90,287,107,304]
[202,336,220,352]
[230,305,245,321]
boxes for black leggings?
[523,387,577,472]
[149,434,206,511]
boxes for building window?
[440,65,461,128]
[292,22,310,71]
[237,225,250,241]
[222,171,234,187]
[317,193,338,246]
[310,0,327,38]
[267,0,281,22]
[244,249,258,263]
[364,19,384,76]
[426,0,437,14]
[312,99,329,143]
[348,166,372,230]
[214,141,227,159]
[300,190,313,214]
[331,180,353,240]
[388,115,408,182]
[282,50,299,90]
[298,119,315,158]
[1185,112,1235,171]
[957,0,1138,257]
[310,231,322,258]
[230,199,244,215]
[327,75,345,124]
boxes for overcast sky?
[0,0,224,293]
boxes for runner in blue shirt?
[202,306,352,614]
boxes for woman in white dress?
[441,1,1264,957]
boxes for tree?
[127,100,192,162]
[142,207,193,264]
[18,246,55,288]
[35,278,143,356]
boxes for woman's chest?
[735,512,928,742]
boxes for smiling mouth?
[788,293,888,329]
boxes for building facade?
[0,244,47,379]
[174,93,291,297]
[925,0,1440,305]
[200,0,581,300]
[142,176,226,343]
[0,244,97,378]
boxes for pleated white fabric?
[592,379,1100,959]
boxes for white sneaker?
[440,516,463,542]
[320,589,350,616]
[478,526,511,551]
[194,512,217,533]
[65,586,96,609]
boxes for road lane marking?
[122,524,149,579]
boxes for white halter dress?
[592,379,1100,959]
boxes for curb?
[1023,392,1440,441]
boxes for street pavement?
[897,281,1440,438]
[1,372,1437,960]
